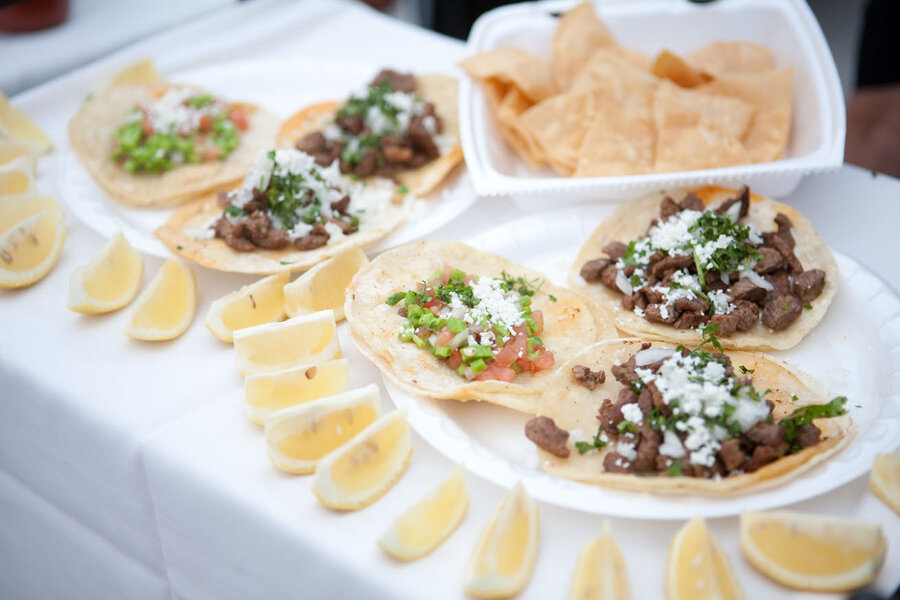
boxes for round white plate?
[60,58,475,259]
[383,205,900,519]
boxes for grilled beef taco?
[68,61,279,208]
[345,241,617,413]
[277,69,463,198]
[155,148,404,274]
[526,338,855,494]
[568,186,838,350]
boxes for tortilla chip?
[573,101,655,177]
[568,48,659,98]
[459,47,556,103]
[276,74,463,198]
[653,81,753,139]
[567,187,839,351]
[533,338,856,495]
[345,241,618,414]
[518,92,597,176]
[552,2,617,89]
[651,49,713,88]
[154,182,405,274]
[495,87,547,170]
[688,41,775,75]
[68,86,280,208]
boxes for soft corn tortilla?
[345,241,618,414]
[276,74,463,198]
[68,84,279,208]
[534,338,856,495]
[567,186,838,351]
[154,182,405,274]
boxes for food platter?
[382,204,900,518]
[60,58,475,259]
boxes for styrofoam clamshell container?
[459,0,846,204]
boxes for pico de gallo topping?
[386,268,557,382]
[112,86,249,173]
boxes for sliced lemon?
[463,482,539,599]
[667,518,743,600]
[312,410,412,511]
[870,452,900,515]
[0,140,33,165]
[0,156,34,195]
[0,192,63,234]
[205,272,289,342]
[379,465,469,562]
[0,92,52,154]
[244,357,350,425]
[570,522,629,600]
[124,259,196,341]
[264,384,381,474]
[283,246,368,321]
[0,210,65,289]
[108,58,162,87]
[68,232,144,314]
[739,510,886,592]
[233,310,340,375]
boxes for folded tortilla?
[276,74,463,198]
[534,338,855,494]
[345,241,618,414]
[567,186,838,350]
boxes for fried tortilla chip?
[568,48,658,98]
[345,241,617,414]
[459,47,556,103]
[552,2,618,89]
[687,40,775,75]
[573,101,655,177]
[651,49,714,88]
[518,92,597,176]
[495,86,547,170]
[568,186,838,351]
[533,338,855,494]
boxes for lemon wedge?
[0,140,33,165]
[0,192,63,234]
[108,58,162,87]
[667,518,743,600]
[0,209,65,289]
[870,452,900,515]
[283,246,369,321]
[570,522,629,600]
[0,156,34,195]
[0,92,52,154]
[312,410,412,511]
[68,232,144,314]
[264,384,381,474]
[233,310,340,375]
[244,357,351,425]
[205,272,289,342]
[464,482,539,599]
[124,259,196,341]
[379,465,469,562]
[739,510,886,592]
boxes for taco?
[277,69,463,198]
[67,61,280,208]
[345,241,617,413]
[568,186,838,351]
[526,338,855,494]
[154,148,404,274]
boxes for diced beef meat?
[297,131,326,155]
[610,355,640,386]
[743,445,780,472]
[644,304,677,324]
[602,241,628,260]
[793,269,826,302]
[600,264,618,289]
[660,196,680,220]
[293,223,330,250]
[715,185,750,220]
[327,217,357,235]
[571,365,606,390]
[732,300,760,331]
[525,416,571,458]
[728,278,767,302]
[679,192,705,212]
[673,311,707,330]
[597,393,633,436]
[213,217,255,252]
[632,428,661,473]
[637,386,654,415]
[754,247,784,274]
[746,422,784,447]
[580,258,611,282]
[710,312,739,336]
[648,254,694,281]
[764,270,792,295]
[330,195,351,215]
[603,452,632,473]
[718,438,746,472]
[408,116,439,159]
[673,296,709,314]
[370,69,416,93]
[794,423,821,449]
[336,114,365,136]
[761,293,803,330]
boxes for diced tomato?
[430,266,453,286]
[531,310,544,334]
[229,108,248,131]
[424,298,440,309]
[513,323,529,337]
[435,329,455,346]
[493,343,519,367]
[446,350,463,370]
[463,274,477,285]
[141,118,153,136]
[202,146,220,161]
[199,114,213,133]
[475,362,517,382]
[532,350,555,371]
[415,329,429,340]
[515,356,531,372]
[425,287,436,298]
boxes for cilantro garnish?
[667,460,684,476]
[693,323,724,353]
[780,396,847,452]
[500,271,557,302]
[396,184,409,194]
[575,426,607,454]
[804,302,813,310]
[616,420,637,434]
[738,365,755,374]
[688,210,761,290]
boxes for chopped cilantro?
[667,460,684,476]
[693,322,724,353]
[780,396,848,452]
[279,260,293,265]
[396,184,409,194]
[738,365,755,374]
[575,426,607,454]
[500,271,557,302]
[688,210,761,290]
[617,420,637,434]
[176,245,183,251]
[781,301,792,310]
[225,205,244,217]
[804,302,813,310]
[791,394,799,403]
[386,292,405,306]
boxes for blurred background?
[1,0,896,176]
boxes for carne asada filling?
[579,186,827,335]
[296,69,445,178]
[386,268,557,382]
[112,87,247,173]
[212,149,360,252]
[527,342,847,479]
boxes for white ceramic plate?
[60,58,474,260]
[382,205,900,519]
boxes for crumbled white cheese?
[709,290,734,315]
[694,234,735,267]
[621,403,644,425]
[648,209,701,253]
[466,278,525,330]
[616,441,637,462]
[659,430,685,458]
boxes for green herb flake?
[667,460,684,477]
[738,365,755,374]
[780,396,848,452]
[396,184,409,194]
[225,205,244,217]
[804,302,813,310]
[279,260,293,265]
[176,245,183,251]
[575,426,607,454]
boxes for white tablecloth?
[0,1,897,599]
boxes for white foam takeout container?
[459,0,845,203]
